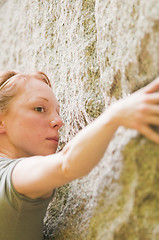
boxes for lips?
[46,136,59,143]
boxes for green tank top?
[0,157,55,240]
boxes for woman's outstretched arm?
[12,77,159,198]
[60,77,159,179]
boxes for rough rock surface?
[0,0,159,239]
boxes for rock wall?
[0,0,159,239]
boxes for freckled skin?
[3,79,64,158]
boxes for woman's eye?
[34,107,45,113]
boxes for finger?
[139,104,159,115]
[138,124,159,144]
[141,115,159,126]
[143,93,159,104]
[143,77,159,93]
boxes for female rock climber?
[0,71,159,240]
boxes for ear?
[0,117,6,134]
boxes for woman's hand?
[110,77,159,144]
[12,77,159,198]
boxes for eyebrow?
[37,97,60,109]
[37,97,48,102]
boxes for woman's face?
[3,78,64,158]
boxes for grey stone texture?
[0,0,159,239]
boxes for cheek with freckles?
[13,115,47,146]
[24,118,48,141]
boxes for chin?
[27,146,58,157]
[41,149,57,156]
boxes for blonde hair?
[0,71,52,113]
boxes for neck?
[0,152,10,158]
[0,149,15,159]
[0,136,17,159]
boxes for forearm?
[12,78,159,198]
[60,77,159,181]
[61,107,119,180]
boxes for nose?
[50,116,64,129]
